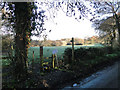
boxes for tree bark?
[14,2,31,80]
[115,13,120,46]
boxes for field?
[28,44,104,62]
[2,44,104,66]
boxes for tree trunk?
[14,2,31,80]
[111,29,116,47]
[115,13,120,46]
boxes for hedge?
[63,46,115,64]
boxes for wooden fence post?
[72,37,74,63]
[40,46,43,71]
[32,51,34,69]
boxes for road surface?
[63,61,120,89]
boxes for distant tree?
[97,17,117,46]
[2,34,14,51]
[90,1,120,47]
[42,40,53,46]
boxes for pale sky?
[32,9,98,40]
[32,1,98,40]
[47,11,97,40]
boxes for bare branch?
[116,5,120,12]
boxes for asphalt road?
[63,61,120,89]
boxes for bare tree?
[90,1,120,47]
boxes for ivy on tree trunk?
[14,2,31,80]
[115,13,120,46]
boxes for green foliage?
[64,48,72,57]
[2,59,11,66]
[64,46,115,65]
[2,34,14,51]
[74,48,87,60]
[63,48,72,64]
[63,45,120,74]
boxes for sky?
[31,0,120,41]
[47,11,97,40]
[31,1,99,40]
[32,9,98,40]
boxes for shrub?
[63,48,72,64]
[74,48,87,60]
[105,46,113,54]
[63,46,114,64]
